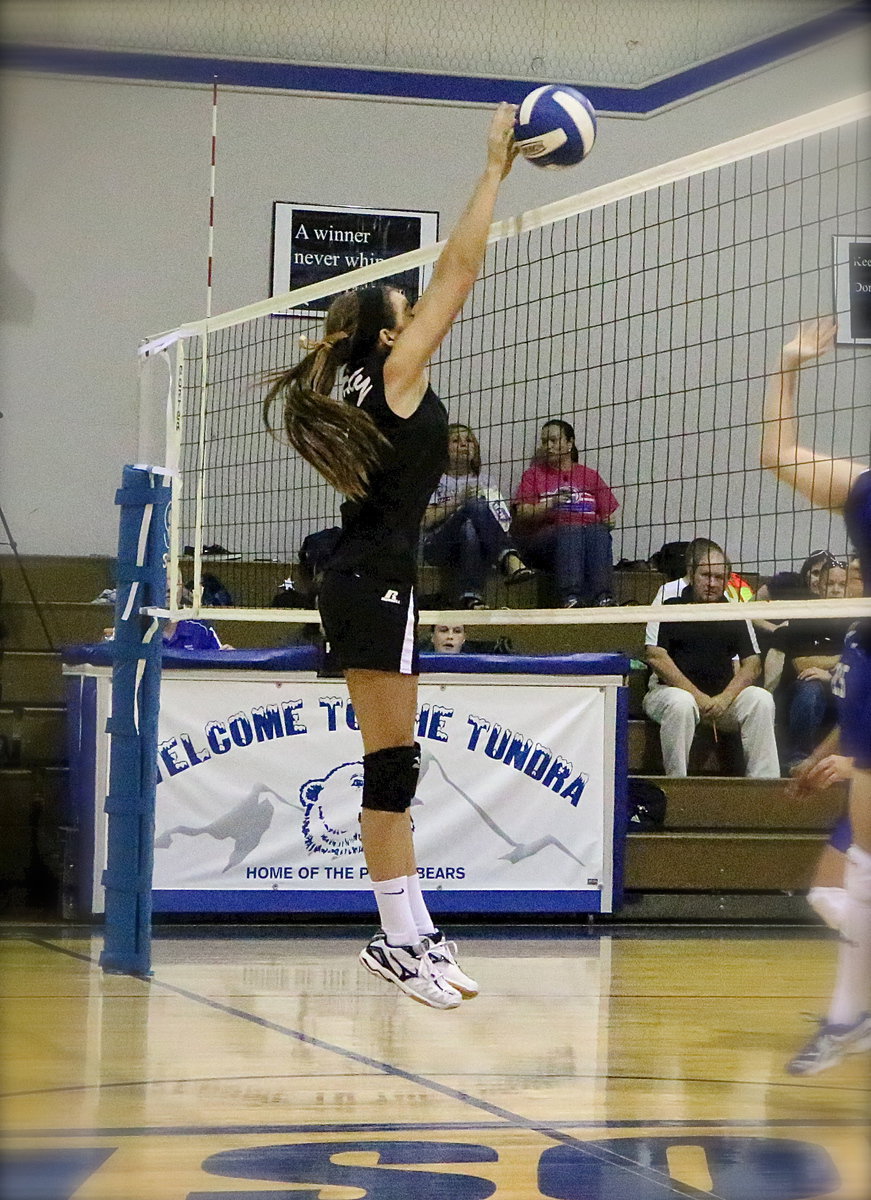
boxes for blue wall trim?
[1,4,866,114]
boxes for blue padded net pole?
[100,465,170,976]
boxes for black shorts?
[318,569,419,675]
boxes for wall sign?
[272,202,438,314]
[834,235,871,344]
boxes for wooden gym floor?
[1,924,868,1199]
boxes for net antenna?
[142,92,871,632]
[187,76,220,617]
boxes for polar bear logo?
[300,760,365,856]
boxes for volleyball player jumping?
[762,316,871,1072]
[264,104,517,1008]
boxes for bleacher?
[0,554,843,921]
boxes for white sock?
[406,871,438,938]
[828,844,871,1027]
[371,876,419,948]
[807,886,848,932]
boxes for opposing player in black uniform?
[762,317,871,1072]
[264,104,517,1008]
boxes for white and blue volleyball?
[514,85,597,169]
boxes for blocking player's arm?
[384,104,517,417]
[761,318,867,511]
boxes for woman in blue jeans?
[421,423,534,608]
[512,419,619,607]
[766,558,851,770]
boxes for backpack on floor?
[627,777,667,830]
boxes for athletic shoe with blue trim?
[359,933,462,1009]
[421,930,479,998]
[786,1012,871,1075]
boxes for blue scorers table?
[63,647,629,918]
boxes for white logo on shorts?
[381,589,401,604]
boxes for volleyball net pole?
[100,466,169,976]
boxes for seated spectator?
[424,623,511,655]
[725,569,755,602]
[512,419,618,607]
[103,614,232,650]
[421,423,534,609]
[750,569,806,657]
[164,579,232,649]
[646,537,763,655]
[751,549,838,647]
[764,557,853,772]
[798,548,835,598]
[643,544,779,777]
[429,623,467,654]
[650,537,724,603]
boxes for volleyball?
[514,85,597,169]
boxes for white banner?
[151,676,615,900]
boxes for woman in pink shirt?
[513,419,618,607]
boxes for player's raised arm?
[383,103,517,417]
[760,318,865,511]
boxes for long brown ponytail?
[263,287,393,499]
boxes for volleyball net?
[140,93,871,630]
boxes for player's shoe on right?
[786,1012,871,1075]
[420,930,479,998]
[359,933,462,1009]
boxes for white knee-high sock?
[406,872,438,938]
[372,876,419,947]
[807,886,848,932]
[828,845,871,1027]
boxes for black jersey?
[327,351,448,583]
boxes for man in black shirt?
[643,547,779,776]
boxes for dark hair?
[263,285,397,498]
[685,537,724,576]
[764,570,805,601]
[447,423,481,475]
[541,419,579,463]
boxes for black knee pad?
[362,742,420,813]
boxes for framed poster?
[271,202,439,315]
[833,235,871,344]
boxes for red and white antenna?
[206,75,218,318]
[191,75,219,614]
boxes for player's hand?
[787,753,852,796]
[694,691,715,716]
[782,317,837,367]
[487,102,519,179]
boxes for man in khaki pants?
[643,546,779,777]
